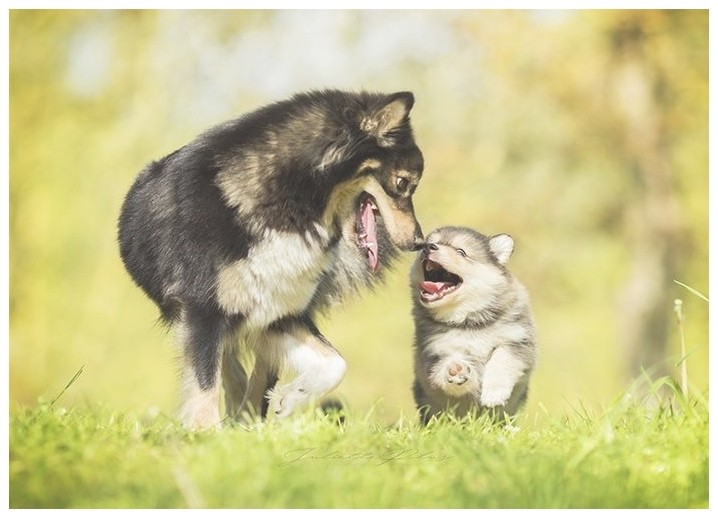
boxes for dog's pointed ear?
[489,234,514,265]
[362,92,414,142]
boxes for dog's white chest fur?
[215,227,331,328]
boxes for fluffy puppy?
[410,226,537,424]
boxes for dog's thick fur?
[118,90,424,428]
[410,227,537,424]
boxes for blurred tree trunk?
[608,14,684,382]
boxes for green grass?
[10,381,708,509]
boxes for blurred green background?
[9,10,708,423]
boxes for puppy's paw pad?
[445,362,470,385]
[446,373,469,385]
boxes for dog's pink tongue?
[421,281,448,294]
[361,201,379,272]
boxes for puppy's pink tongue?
[420,281,448,294]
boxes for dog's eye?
[396,177,409,192]
[456,248,467,257]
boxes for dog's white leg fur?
[480,346,528,408]
[175,317,224,430]
[266,329,347,419]
[178,363,222,429]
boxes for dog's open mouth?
[357,194,380,272]
[419,259,462,303]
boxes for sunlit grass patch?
[10,380,708,509]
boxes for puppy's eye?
[456,248,467,257]
[396,177,409,192]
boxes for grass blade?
[49,364,85,408]
[673,280,709,302]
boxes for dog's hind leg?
[176,305,234,429]
[265,317,347,419]
[229,329,279,420]
[221,342,248,421]
[245,352,278,419]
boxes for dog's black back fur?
[119,148,251,321]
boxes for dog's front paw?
[480,383,512,408]
[267,384,309,419]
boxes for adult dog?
[118,90,424,428]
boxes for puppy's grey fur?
[410,226,537,424]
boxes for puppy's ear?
[362,92,414,144]
[489,234,514,265]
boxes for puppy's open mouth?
[419,259,462,303]
[357,194,380,272]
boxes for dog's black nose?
[411,228,424,251]
[414,242,438,253]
